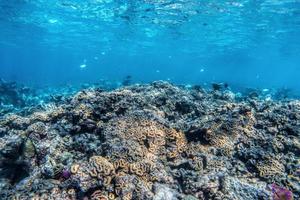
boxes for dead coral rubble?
[0,81,299,200]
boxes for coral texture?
[0,81,299,200]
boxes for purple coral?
[270,184,293,200]
[61,169,71,179]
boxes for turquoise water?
[0,0,300,91]
[1,2,300,199]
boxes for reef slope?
[0,81,299,200]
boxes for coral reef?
[0,78,124,118]
[0,79,30,114]
[0,81,299,199]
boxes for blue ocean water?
[0,0,300,92]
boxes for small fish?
[80,59,87,69]
[49,19,58,24]
[80,64,87,69]
[262,88,269,92]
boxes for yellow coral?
[67,189,76,196]
[70,164,79,174]
[257,159,285,179]
[91,190,108,200]
[209,135,234,156]
[113,158,129,171]
[122,192,133,200]
[108,193,115,200]
[103,176,112,186]
[89,167,98,178]
[167,150,178,159]
[89,156,115,176]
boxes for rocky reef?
[0,81,299,200]
[0,79,32,113]
[0,78,133,117]
[0,79,67,117]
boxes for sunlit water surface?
[0,0,300,92]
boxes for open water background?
[0,0,300,92]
